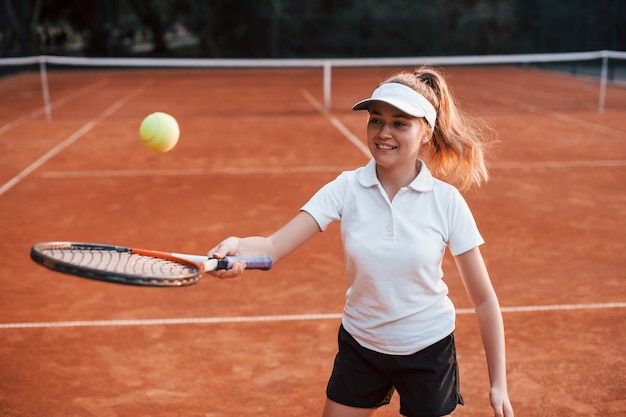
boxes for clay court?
[0,63,625,416]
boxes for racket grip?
[219,255,273,270]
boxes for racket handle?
[218,255,274,270]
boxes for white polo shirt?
[301,159,484,355]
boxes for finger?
[208,237,240,259]
[207,261,246,278]
[503,401,514,417]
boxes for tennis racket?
[30,241,273,287]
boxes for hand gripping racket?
[30,242,273,287]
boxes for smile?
[376,143,397,150]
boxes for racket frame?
[30,242,272,287]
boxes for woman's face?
[366,101,428,171]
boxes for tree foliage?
[2,0,624,58]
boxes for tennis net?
[1,50,625,120]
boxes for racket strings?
[43,249,198,280]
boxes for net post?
[598,51,608,114]
[323,60,332,112]
[38,56,52,121]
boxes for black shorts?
[326,325,464,417]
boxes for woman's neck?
[376,160,422,201]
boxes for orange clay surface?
[0,66,625,416]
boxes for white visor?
[352,83,437,128]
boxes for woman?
[208,66,514,417]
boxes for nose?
[378,122,393,139]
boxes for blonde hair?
[383,66,495,191]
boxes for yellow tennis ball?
[139,112,180,153]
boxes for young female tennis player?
[208,66,514,417]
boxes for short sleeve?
[300,173,347,232]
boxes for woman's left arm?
[454,247,514,417]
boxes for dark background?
[2,0,625,59]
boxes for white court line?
[490,160,626,169]
[0,302,624,329]
[40,166,358,179]
[546,112,625,137]
[0,80,152,197]
[301,89,371,157]
[38,159,626,179]
[0,79,109,136]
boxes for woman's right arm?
[207,211,321,278]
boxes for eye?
[393,121,407,127]
[368,117,382,125]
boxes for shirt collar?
[359,159,434,192]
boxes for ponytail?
[383,66,495,191]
